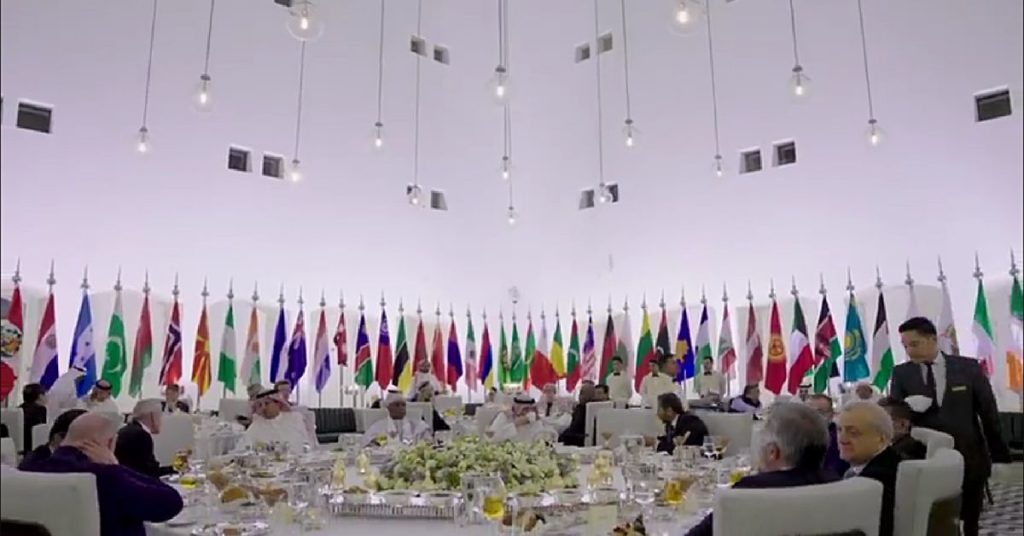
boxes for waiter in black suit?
[891,317,1010,536]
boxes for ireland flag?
[217,303,238,394]
[1008,273,1023,394]
[843,296,870,382]
[870,290,894,390]
[101,289,128,397]
[971,278,995,376]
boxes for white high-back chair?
[693,411,754,456]
[358,408,388,433]
[407,402,432,425]
[910,427,955,459]
[218,398,252,424]
[894,448,964,536]
[594,409,662,447]
[32,423,51,453]
[584,401,614,446]
[0,467,101,536]
[1,408,24,453]
[0,438,16,466]
[475,405,504,434]
[433,395,463,414]
[153,413,195,465]
[713,477,883,536]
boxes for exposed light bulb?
[300,16,309,31]
[193,74,213,112]
[669,0,702,35]
[501,156,511,180]
[287,0,324,42]
[789,65,810,99]
[597,183,609,204]
[289,158,302,182]
[507,206,518,225]
[489,66,510,104]
[866,119,884,147]
[373,122,384,149]
[625,134,634,147]
[713,155,724,178]
[675,7,690,25]
[136,126,150,154]
[374,136,383,148]
[623,119,636,148]
[407,184,423,206]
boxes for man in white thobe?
[488,393,550,442]
[47,367,86,418]
[407,360,443,398]
[86,380,120,414]
[362,390,431,447]
[236,389,311,452]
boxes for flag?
[128,293,152,397]
[871,290,895,390]
[241,306,261,389]
[786,298,814,395]
[313,308,331,393]
[285,309,307,388]
[938,279,960,355]
[764,299,787,394]
[100,289,128,397]
[617,309,635,382]
[634,308,655,392]
[159,299,183,388]
[498,321,509,386]
[971,278,995,376]
[599,312,617,384]
[30,291,59,389]
[1008,273,1023,394]
[217,303,238,394]
[334,311,348,366]
[744,302,763,387]
[1,283,25,401]
[530,314,558,389]
[718,304,737,393]
[812,295,841,394]
[676,308,695,383]
[566,315,582,391]
[551,314,566,379]
[843,295,870,382]
[69,292,97,398]
[583,314,597,384]
[447,317,463,389]
[430,320,445,386]
[191,304,212,397]
[375,310,393,391]
[694,304,713,382]
[269,304,287,383]
[353,312,373,388]
[509,320,524,384]
[393,314,412,390]
[655,308,672,361]
[414,317,429,378]
[480,322,495,390]
[522,318,536,390]
[464,314,478,392]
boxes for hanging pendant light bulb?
[501,155,511,180]
[489,65,510,104]
[373,122,384,149]
[135,0,158,155]
[136,126,151,154]
[407,184,423,206]
[287,0,324,42]
[669,0,702,34]
[866,118,884,147]
[193,73,212,112]
[289,158,302,182]
[506,205,518,225]
[713,154,724,178]
[789,65,810,98]
[623,119,636,148]
[596,182,610,204]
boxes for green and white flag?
[218,304,238,393]
[100,289,128,397]
[972,278,995,376]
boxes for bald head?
[64,413,118,445]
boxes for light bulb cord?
[500,0,514,209]
[856,0,876,120]
[593,0,605,184]
[375,0,386,124]
[202,0,216,75]
[293,41,307,160]
[141,0,159,127]
[787,0,801,67]
[413,0,423,187]
[705,0,722,157]
[619,0,633,121]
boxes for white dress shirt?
[237,411,311,452]
[918,353,947,406]
[606,372,633,402]
[87,398,120,414]
[640,373,678,408]
[695,371,725,398]
[361,417,431,447]
[407,373,443,397]
[488,411,549,442]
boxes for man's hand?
[643,436,656,448]
[79,440,118,465]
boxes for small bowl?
[552,488,583,505]
[380,490,416,506]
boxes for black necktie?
[546,404,552,417]
[924,362,938,407]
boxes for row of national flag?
[2,258,1023,403]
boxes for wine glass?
[701,437,717,461]
[662,468,696,507]
[713,436,730,459]
[601,431,614,449]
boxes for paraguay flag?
[285,309,307,389]
[31,292,59,389]
[313,308,331,393]
[69,291,97,398]
[270,304,287,383]
[480,323,494,389]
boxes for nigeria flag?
[218,304,238,393]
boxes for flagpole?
[746,280,755,392]
[467,304,474,403]
[339,291,346,408]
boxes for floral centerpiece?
[376,436,579,493]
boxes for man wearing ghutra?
[235,389,311,452]
[488,393,550,442]
[361,390,430,447]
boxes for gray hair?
[759,402,830,468]
[841,400,895,442]
[132,398,163,419]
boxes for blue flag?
[69,292,97,398]
[270,305,288,383]
[843,296,871,382]
[285,310,307,388]
[675,308,696,382]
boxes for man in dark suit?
[558,382,595,447]
[686,402,837,536]
[806,393,850,478]
[18,383,48,453]
[891,317,1010,536]
[115,399,174,478]
[878,397,927,460]
[838,400,903,536]
[653,392,707,455]
[21,412,183,536]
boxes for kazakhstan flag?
[843,296,871,382]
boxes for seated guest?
[558,383,595,447]
[115,399,173,478]
[838,401,901,536]
[605,356,633,403]
[489,393,550,442]
[797,383,812,402]
[484,388,499,406]
[246,383,264,401]
[538,383,572,432]
[686,402,837,536]
[160,384,190,413]
[274,380,318,441]
[86,380,119,414]
[407,360,443,398]
[653,393,708,455]
[729,384,762,414]
[362,390,430,446]
[21,412,184,536]
[19,383,48,453]
[594,384,611,402]
[877,397,927,460]
[806,393,849,478]
[236,389,311,451]
[410,381,451,432]
[640,352,678,408]
[20,408,87,469]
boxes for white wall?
[1,0,1021,409]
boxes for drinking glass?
[458,472,487,527]
[701,437,718,461]
[713,436,730,459]
[661,469,696,507]
[478,474,507,524]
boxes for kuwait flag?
[812,295,841,394]
[718,303,737,392]
[191,303,212,397]
[582,314,597,383]
[530,313,558,389]
[786,298,814,395]
[971,278,995,376]
[313,307,331,393]
[128,293,153,397]
[353,311,373,388]
[676,307,695,383]
[480,321,495,390]
[447,316,463,389]
[393,314,412,391]
[550,313,566,380]
[565,314,581,391]
[634,308,655,392]
[269,304,288,383]
[431,319,445,386]
[599,312,617,384]
[464,312,478,392]
[217,302,238,394]
[744,301,764,386]
[101,288,128,397]
[375,310,393,391]
[870,290,894,390]
[843,295,870,382]
[1,282,25,401]
[240,306,261,389]
[1008,273,1023,394]
[159,299,183,388]
[764,299,788,394]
